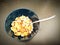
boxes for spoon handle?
[33,15,56,23]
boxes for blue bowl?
[5,8,40,42]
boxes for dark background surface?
[0,0,60,45]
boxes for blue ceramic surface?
[5,9,39,42]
